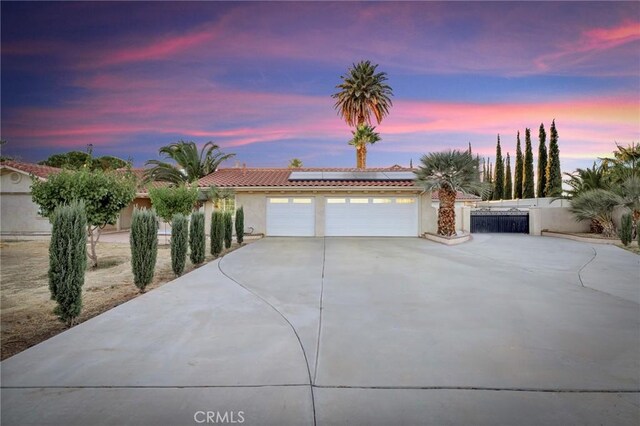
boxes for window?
[349,198,369,204]
[395,198,416,204]
[293,198,312,204]
[215,197,236,211]
[269,198,289,204]
[372,198,392,204]
[327,198,346,204]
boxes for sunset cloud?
[1,2,638,171]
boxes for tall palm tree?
[332,60,393,169]
[349,124,381,169]
[415,150,486,237]
[145,141,234,185]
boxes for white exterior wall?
[233,189,434,237]
[0,170,52,235]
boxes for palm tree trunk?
[361,144,367,169]
[356,144,366,169]
[438,188,457,236]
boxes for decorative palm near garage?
[332,60,393,169]
[415,150,485,237]
[144,141,234,184]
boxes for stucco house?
[0,161,159,235]
[0,161,61,236]
[197,166,479,237]
[1,161,478,237]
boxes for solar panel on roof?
[288,171,416,181]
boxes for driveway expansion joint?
[217,257,318,426]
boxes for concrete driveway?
[2,235,639,425]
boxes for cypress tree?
[514,131,524,199]
[189,211,205,265]
[523,128,535,198]
[210,211,224,256]
[545,119,562,197]
[619,213,632,246]
[223,212,233,249]
[49,201,87,326]
[493,135,504,200]
[235,206,244,245]
[130,208,158,292]
[482,158,487,182]
[537,123,548,197]
[171,214,188,276]
[504,153,513,200]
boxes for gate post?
[529,207,541,235]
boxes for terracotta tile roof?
[198,167,417,188]
[125,168,169,194]
[0,160,61,179]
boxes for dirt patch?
[1,238,252,360]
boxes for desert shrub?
[189,211,205,265]
[224,212,233,249]
[148,185,198,223]
[235,206,244,244]
[619,213,633,246]
[32,168,136,267]
[210,211,224,256]
[49,201,87,326]
[171,214,189,276]
[130,208,158,292]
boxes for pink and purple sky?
[1,1,639,173]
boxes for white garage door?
[266,197,315,236]
[326,197,418,236]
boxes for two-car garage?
[266,196,418,237]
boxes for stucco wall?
[118,197,153,230]
[229,190,434,237]
[425,204,471,234]
[0,170,52,234]
[529,207,590,236]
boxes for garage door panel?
[267,198,315,236]
[325,197,417,237]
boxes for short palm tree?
[289,158,303,168]
[349,124,381,169]
[569,189,622,238]
[415,150,486,237]
[332,60,393,169]
[145,141,234,185]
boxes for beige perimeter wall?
[529,206,590,235]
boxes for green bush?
[189,212,206,265]
[210,211,224,256]
[130,208,158,292]
[619,213,633,246]
[31,168,136,268]
[171,214,189,276]
[223,212,233,249]
[49,201,87,326]
[148,185,198,223]
[235,206,244,245]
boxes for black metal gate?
[471,209,529,233]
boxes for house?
[197,166,479,237]
[0,161,60,236]
[0,161,479,237]
[0,162,159,235]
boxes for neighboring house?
[196,166,478,237]
[0,161,60,236]
[0,162,158,235]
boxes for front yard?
[0,237,244,360]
